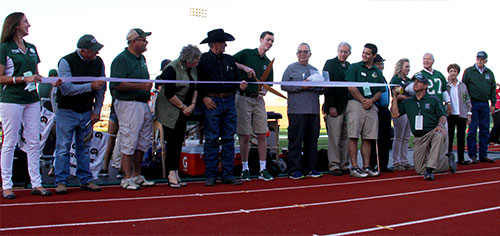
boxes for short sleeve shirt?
[110,48,150,102]
[398,93,446,137]
[0,40,40,104]
[345,61,386,99]
[233,48,273,93]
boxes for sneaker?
[98,169,109,177]
[363,167,380,177]
[55,183,68,195]
[424,168,435,181]
[241,169,250,181]
[116,170,124,179]
[121,178,141,190]
[80,182,102,192]
[350,167,368,178]
[403,163,414,170]
[306,170,323,178]
[132,175,156,187]
[289,171,305,180]
[393,164,405,171]
[259,169,274,181]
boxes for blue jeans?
[467,101,490,159]
[202,96,237,180]
[55,108,93,185]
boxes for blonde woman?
[390,58,412,170]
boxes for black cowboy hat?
[200,28,235,44]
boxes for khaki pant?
[325,112,349,171]
[412,130,450,175]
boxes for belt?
[237,91,258,98]
[206,92,233,98]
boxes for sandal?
[31,187,53,196]
[168,181,181,188]
[2,190,16,199]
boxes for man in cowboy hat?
[197,28,248,186]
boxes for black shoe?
[380,167,394,173]
[331,169,343,176]
[341,169,350,174]
[458,161,470,165]
[424,168,434,181]
[479,157,495,163]
[471,159,479,164]
[222,178,242,185]
[448,155,457,174]
[116,170,124,179]
[205,178,216,187]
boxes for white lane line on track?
[315,205,500,236]
[2,166,499,207]
[1,180,499,232]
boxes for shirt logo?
[372,72,378,78]
[425,103,430,109]
[485,74,491,80]
[263,65,267,70]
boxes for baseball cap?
[414,72,429,84]
[477,51,488,59]
[48,69,58,77]
[126,28,152,41]
[77,34,103,51]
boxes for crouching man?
[390,73,457,180]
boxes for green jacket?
[462,64,496,105]
[322,57,350,114]
[155,59,197,129]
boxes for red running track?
[1,162,499,235]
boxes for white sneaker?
[350,167,368,178]
[121,178,141,190]
[132,175,156,187]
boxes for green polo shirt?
[110,48,150,102]
[345,61,386,99]
[0,40,40,104]
[462,64,496,104]
[398,93,446,137]
[412,69,447,104]
[233,48,273,94]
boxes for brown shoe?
[80,182,101,192]
[479,157,495,163]
[55,183,68,194]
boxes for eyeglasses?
[297,50,309,54]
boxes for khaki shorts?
[235,94,268,135]
[346,100,379,140]
[114,100,153,155]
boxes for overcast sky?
[2,0,498,105]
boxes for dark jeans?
[163,114,187,171]
[370,106,392,169]
[448,115,467,162]
[202,96,237,180]
[489,110,500,144]
[287,114,320,175]
[467,101,490,159]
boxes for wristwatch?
[439,123,445,128]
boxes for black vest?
[56,51,103,113]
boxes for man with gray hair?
[282,43,323,180]
[322,42,351,176]
[54,34,105,194]
[110,28,156,190]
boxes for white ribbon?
[40,76,397,87]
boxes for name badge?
[361,72,367,77]
[23,71,36,92]
[363,86,372,96]
[415,115,423,130]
